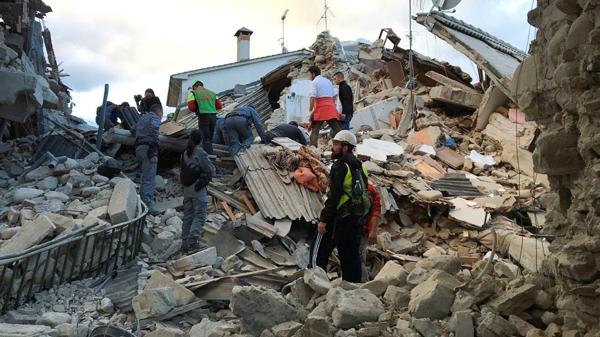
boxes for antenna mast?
[280,9,289,53]
[317,0,334,31]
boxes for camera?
[134,94,142,103]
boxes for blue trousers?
[182,187,208,248]
[343,113,353,130]
[136,145,157,212]
[223,116,253,156]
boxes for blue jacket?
[227,106,266,142]
[132,111,160,145]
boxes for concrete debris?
[325,288,385,329]
[131,287,177,319]
[230,285,304,336]
[304,267,332,294]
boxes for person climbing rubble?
[180,129,215,253]
[308,65,343,147]
[359,182,381,282]
[333,71,354,130]
[187,81,223,154]
[131,103,162,216]
[310,130,371,282]
[223,105,266,156]
[264,121,308,145]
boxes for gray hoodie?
[182,145,216,197]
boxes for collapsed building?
[0,3,598,337]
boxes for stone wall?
[512,0,600,333]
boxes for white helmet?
[333,130,357,146]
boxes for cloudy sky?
[44,0,534,124]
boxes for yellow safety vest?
[336,163,369,209]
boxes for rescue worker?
[308,66,342,147]
[359,183,381,282]
[95,101,124,130]
[333,71,354,130]
[187,81,222,154]
[223,105,266,156]
[180,129,216,253]
[310,130,371,282]
[135,89,162,114]
[212,117,226,145]
[264,121,308,145]
[131,103,162,216]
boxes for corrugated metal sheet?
[431,173,482,197]
[234,145,323,221]
[33,134,89,162]
[176,88,273,131]
[415,11,526,99]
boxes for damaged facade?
[0,3,597,337]
[0,0,82,141]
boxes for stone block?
[476,308,517,337]
[383,285,410,309]
[36,176,58,190]
[0,323,56,337]
[417,190,443,201]
[169,247,217,274]
[271,321,303,337]
[304,267,331,294]
[145,270,195,306]
[36,312,71,327]
[189,318,238,337]
[108,178,137,224]
[44,191,69,203]
[43,213,75,233]
[413,318,441,337]
[415,255,461,275]
[449,310,474,337]
[509,315,536,337]
[0,214,56,255]
[230,285,303,336]
[146,326,185,337]
[325,288,385,329]
[374,261,407,286]
[409,271,461,320]
[487,283,537,315]
[131,287,177,319]
[13,187,44,203]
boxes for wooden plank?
[207,185,249,213]
[187,267,285,290]
[386,61,405,87]
[436,147,464,169]
[425,70,479,94]
[159,120,186,136]
[221,202,237,222]
[240,194,257,215]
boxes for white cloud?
[43,0,533,122]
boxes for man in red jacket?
[360,183,381,282]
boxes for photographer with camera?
[134,88,162,114]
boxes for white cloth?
[309,75,335,98]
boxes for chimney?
[235,27,253,62]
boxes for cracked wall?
[512,0,600,332]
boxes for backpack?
[346,165,372,218]
[180,154,211,189]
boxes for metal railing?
[0,202,147,314]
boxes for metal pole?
[96,84,110,150]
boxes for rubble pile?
[1,4,592,337]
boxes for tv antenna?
[279,9,289,53]
[317,0,335,31]
[430,0,462,13]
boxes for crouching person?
[180,130,216,253]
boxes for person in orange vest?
[187,81,222,154]
[308,66,342,147]
[360,183,381,282]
